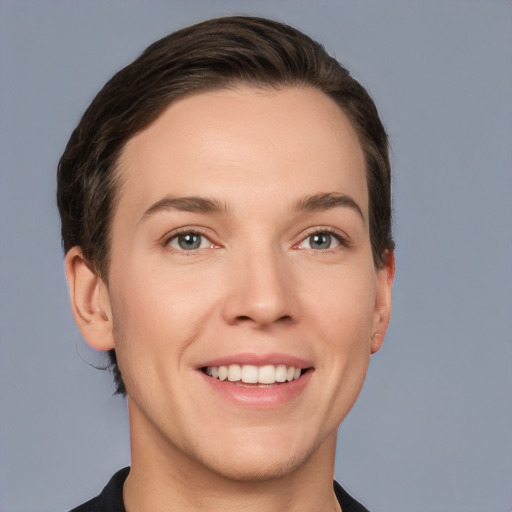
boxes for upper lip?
[195,352,313,369]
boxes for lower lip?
[199,370,313,408]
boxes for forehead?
[116,85,367,220]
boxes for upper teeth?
[205,364,302,384]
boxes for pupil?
[178,234,201,250]
[311,233,331,249]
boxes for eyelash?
[163,228,217,254]
[293,227,349,252]
[162,226,349,254]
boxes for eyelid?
[162,226,220,252]
[293,226,350,250]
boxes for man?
[58,16,394,512]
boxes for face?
[92,86,392,481]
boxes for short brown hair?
[57,16,394,395]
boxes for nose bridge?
[222,241,297,327]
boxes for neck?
[124,401,340,512]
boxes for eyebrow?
[139,192,364,223]
[139,195,228,222]
[294,192,364,220]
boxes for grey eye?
[169,233,209,250]
[308,233,333,250]
[178,233,202,250]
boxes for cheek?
[305,263,377,401]
[108,263,222,376]
[312,274,376,411]
[305,264,377,342]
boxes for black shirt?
[70,467,370,512]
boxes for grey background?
[0,1,510,511]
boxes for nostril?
[275,315,294,325]
[234,314,293,325]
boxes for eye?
[167,232,213,251]
[297,231,343,250]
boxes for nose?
[221,246,299,329]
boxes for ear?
[64,247,114,351]
[370,250,395,354]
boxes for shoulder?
[69,495,102,512]
[68,467,129,512]
[334,480,371,512]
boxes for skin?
[66,86,393,511]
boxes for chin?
[187,428,327,483]
[199,449,309,483]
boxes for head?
[58,16,393,396]
[58,16,394,483]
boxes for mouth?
[196,354,314,407]
[201,364,310,387]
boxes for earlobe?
[64,247,115,351]
[370,250,395,354]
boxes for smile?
[203,364,303,385]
